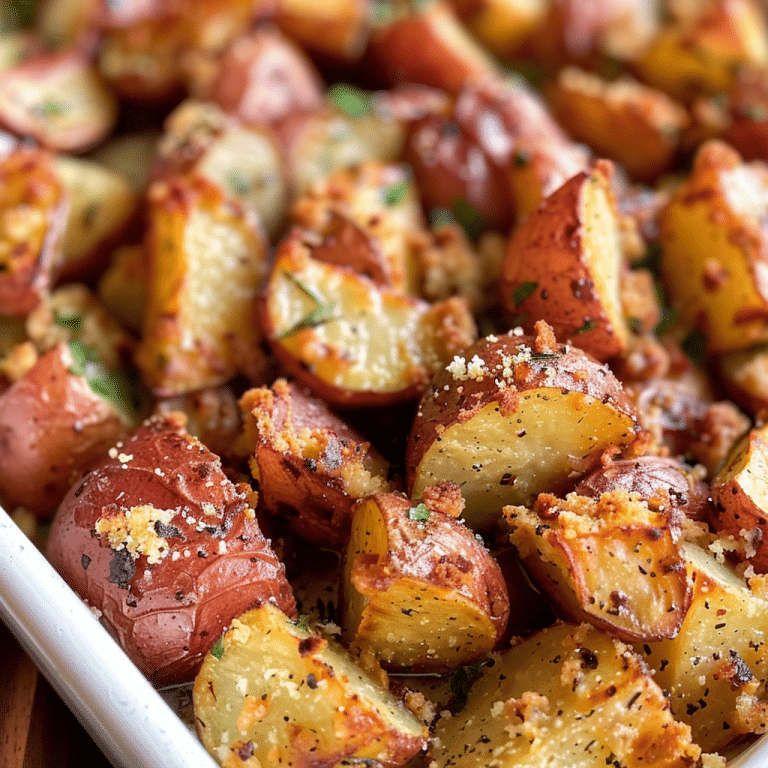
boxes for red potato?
[46,413,296,687]
[0,342,127,517]
[367,0,499,95]
[501,161,631,362]
[201,26,325,128]
[260,229,477,408]
[238,378,395,549]
[0,48,118,153]
[0,147,68,318]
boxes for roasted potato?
[0,342,127,517]
[659,141,768,353]
[710,424,768,572]
[97,244,147,334]
[406,325,645,530]
[501,160,631,362]
[0,48,117,152]
[46,413,296,687]
[431,621,702,768]
[638,541,768,752]
[193,602,429,767]
[260,229,477,408]
[0,147,67,318]
[238,378,395,549]
[135,175,270,396]
[341,486,510,670]
[548,67,688,182]
[506,490,691,642]
[717,343,768,417]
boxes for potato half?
[711,424,768,572]
[501,160,630,362]
[238,379,395,549]
[260,230,477,408]
[136,175,269,396]
[638,542,768,752]
[506,490,691,642]
[431,622,701,768]
[341,487,510,671]
[193,603,428,768]
[659,140,768,353]
[406,329,644,530]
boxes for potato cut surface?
[431,622,700,768]
[193,603,428,768]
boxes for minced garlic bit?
[95,505,177,564]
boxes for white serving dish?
[1,498,766,768]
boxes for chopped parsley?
[327,83,372,118]
[383,179,408,206]
[681,328,707,366]
[575,318,597,334]
[226,170,252,196]
[210,634,225,659]
[295,614,311,633]
[451,197,485,242]
[450,659,489,711]
[407,503,430,522]
[54,311,84,332]
[512,281,537,307]
[278,302,338,339]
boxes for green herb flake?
[327,83,373,119]
[407,503,430,522]
[278,302,338,339]
[296,615,311,633]
[575,318,597,334]
[529,351,563,361]
[627,316,642,334]
[681,328,707,366]
[450,659,489,712]
[210,634,225,659]
[632,242,662,273]
[451,197,485,242]
[227,170,252,196]
[429,207,454,228]
[383,179,408,207]
[283,271,325,306]
[54,312,84,332]
[512,281,537,307]
[741,104,768,122]
[34,99,69,118]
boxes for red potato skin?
[574,456,713,525]
[403,114,512,230]
[46,413,296,687]
[0,148,68,317]
[0,343,126,517]
[500,165,626,361]
[204,26,325,129]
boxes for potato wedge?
[368,0,498,95]
[154,99,288,238]
[633,0,768,103]
[97,244,147,334]
[202,27,324,128]
[136,175,269,396]
[717,342,768,417]
[711,424,768,572]
[341,487,510,671]
[238,378,395,549]
[88,130,161,195]
[46,413,296,687]
[549,67,688,182]
[0,342,127,517]
[501,160,631,362]
[193,603,429,767]
[506,490,691,642]
[0,48,117,152]
[574,456,713,524]
[406,327,644,530]
[638,542,768,752]
[260,230,477,408]
[431,622,701,768]
[659,140,768,353]
[0,147,67,317]
[52,155,139,282]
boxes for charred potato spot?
[193,603,428,767]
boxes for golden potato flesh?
[341,489,510,671]
[193,603,428,768]
[711,424,768,572]
[502,161,629,362]
[431,622,701,768]
[506,491,690,642]
[136,175,268,396]
[659,140,768,353]
[717,343,768,417]
[638,542,768,752]
[406,329,643,530]
[261,230,476,408]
